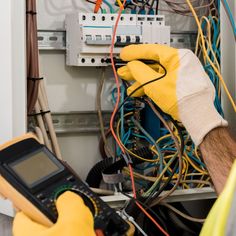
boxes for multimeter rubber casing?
[0,134,129,236]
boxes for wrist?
[178,88,228,146]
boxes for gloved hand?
[13,191,96,236]
[117,44,227,145]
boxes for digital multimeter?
[0,134,130,235]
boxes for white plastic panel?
[39,52,114,112]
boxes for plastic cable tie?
[27,77,43,81]
[26,11,37,15]
[28,110,51,117]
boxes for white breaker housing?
[65,13,170,66]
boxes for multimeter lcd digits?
[0,134,129,236]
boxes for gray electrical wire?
[159,202,206,223]
[146,98,183,204]
[96,68,114,158]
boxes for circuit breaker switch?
[85,35,92,41]
[105,35,111,41]
[95,35,102,41]
[66,13,170,66]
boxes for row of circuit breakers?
[66,13,170,66]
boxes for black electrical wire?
[121,192,169,234]
[85,0,104,12]
[113,61,167,127]
[155,0,159,14]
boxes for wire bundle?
[159,0,215,16]
[85,0,236,233]
[26,0,62,158]
[90,1,219,233]
[114,97,211,195]
[194,4,224,115]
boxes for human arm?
[200,127,236,194]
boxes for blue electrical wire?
[103,0,115,13]
[200,13,224,116]
[117,128,132,156]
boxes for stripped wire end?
[121,153,133,165]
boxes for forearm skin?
[200,127,236,194]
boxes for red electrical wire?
[109,3,169,236]
[129,164,169,236]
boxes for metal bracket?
[171,31,197,51]
[51,111,111,134]
[38,30,66,50]
[38,30,197,51]
[101,187,216,209]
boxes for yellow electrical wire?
[162,155,187,176]
[186,0,236,112]
[184,152,208,175]
[151,128,209,188]
[116,0,124,8]
[117,110,209,190]
[200,17,220,70]
[195,14,222,97]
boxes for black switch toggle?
[126,36,131,43]
[116,36,121,42]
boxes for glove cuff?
[178,88,228,146]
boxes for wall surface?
[221,0,236,133]
[0,0,26,216]
[0,0,26,143]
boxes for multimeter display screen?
[9,149,64,188]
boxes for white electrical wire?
[118,210,148,236]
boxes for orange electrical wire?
[109,3,169,236]
[94,0,103,13]
[109,2,126,153]
[128,164,137,198]
[136,202,170,236]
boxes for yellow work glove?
[200,160,236,236]
[13,191,96,236]
[118,44,227,145]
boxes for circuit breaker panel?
[66,13,170,66]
